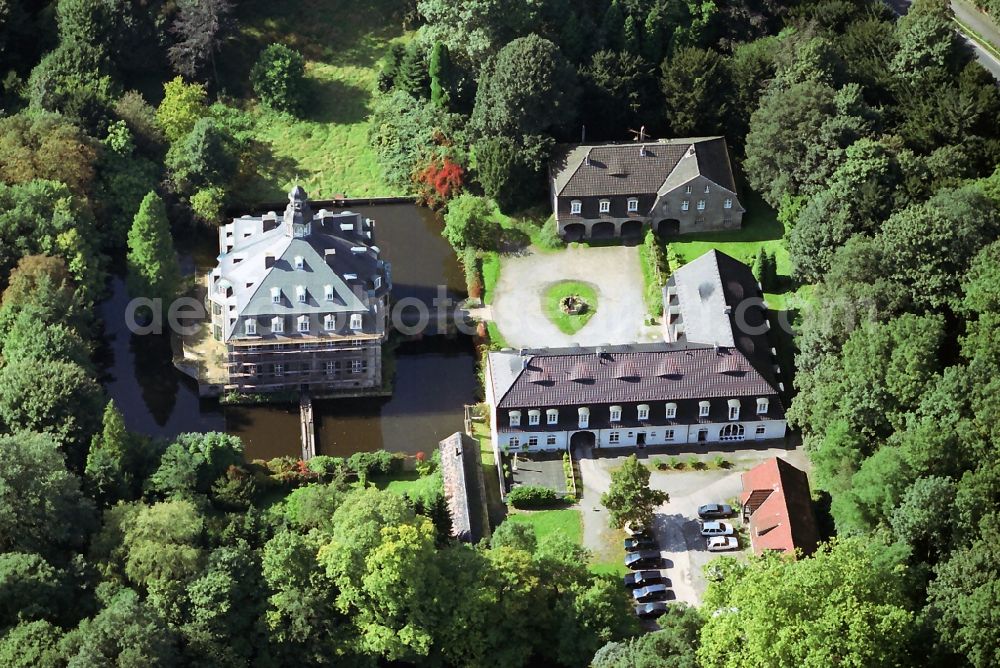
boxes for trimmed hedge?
[507,484,560,508]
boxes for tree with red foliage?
[415,156,463,208]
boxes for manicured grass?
[590,561,628,577]
[481,251,501,305]
[472,420,494,467]
[505,508,583,545]
[542,280,599,335]
[219,0,408,201]
[373,471,442,497]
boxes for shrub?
[712,455,729,469]
[507,484,559,508]
[688,456,703,470]
[415,156,464,208]
[653,457,668,470]
[306,455,348,480]
[347,450,398,483]
[666,245,685,273]
[669,456,681,469]
[462,246,483,299]
[251,44,307,114]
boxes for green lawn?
[590,561,628,577]
[542,280,599,335]
[481,251,501,305]
[505,508,583,545]
[373,471,442,498]
[219,0,408,200]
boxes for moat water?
[95,203,479,460]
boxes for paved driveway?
[577,445,809,606]
[490,245,661,348]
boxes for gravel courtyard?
[489,245,662,348]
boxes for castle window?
[666,402,677,419]
[271,316,284,333]
[627,198,639,212]
[298,316,310,333]
[610,405,622,422]
[245,318,256,335]
[570,200,582,214]
[599,199,611,213]
[509,411,521,427]
[724,198,733,209]
[350,313,363,330]
[528,410,540,426]
[547,409,559,425]
[699,401,710,417]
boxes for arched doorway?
[591,221,616,239]
[656,219,680,237]
[570,430,595,456]
[621,219,643,238]
[562,223,585,241]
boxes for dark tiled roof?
[491,345,779,410]
[551,137,736,198]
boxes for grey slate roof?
[489,343,778,410]
[669,249,775,384]
[550,137,737,198]
[210,187,391,341]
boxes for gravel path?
[490,245,661,348]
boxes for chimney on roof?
[581,125,586,143]
[324,248,336,267]
[640,145,647,157]
[585,152,591,166]
[265,253,275,269]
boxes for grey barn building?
[484,250,785,453]
[549,137,744,240]
[207,186,391,395]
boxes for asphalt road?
[885,0,1000,80]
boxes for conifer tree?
[85,400,132,505]
[601,0,625,52]
[126,191,180,308]
[428,41,452,109]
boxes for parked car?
[625,550,662,569]
[700,521,735,537]
[707,536,739,552]
[632,583,669,602]
[623,570,665,589]
[624,536,658,551]
[634,601,670,619]
[697,503,734,519]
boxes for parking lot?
[578,444,809,607]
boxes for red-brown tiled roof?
[740,457,818,558]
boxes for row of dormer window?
[244,313,363,335]
[268,279,382,305]
[507,398,769,427]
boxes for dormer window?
[294,255,304,270]
[350,313,363,330]
[547,409,559,425]
[699,401,710,417]
[324,314,336,331]
[599,199,610,213]
[374,276,382,290]
[296,286,306,303]
[324,284,334,301]
[627,198,639,212]
[570,200,582,214]
[665,402,677,419]
[509,411,521,427]
[528,410,540,426]
[697,199,706,211]
[728,399,740,421]
[271,287,281,304]
[757,397,769,415]
[245,318,256,335]
[724,198,733,209]
[637,404,650,420]
[681,200,690,211]
[610,405,622,422]
[685,185,692,194]
[271,316,284,333]
[298,315,310,333]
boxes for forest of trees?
[1,0,1000,665]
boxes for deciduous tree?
[601,455,668,529]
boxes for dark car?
[632,583,669,602]
[623,570,665,589]
[624,536,658,551]
[697,503,734,520]
[625,550,662,570]
[634,601,669,619]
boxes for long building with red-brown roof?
[740,457,819,558]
